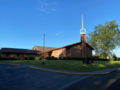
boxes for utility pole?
[42,34,45,65]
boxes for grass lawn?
[0,60,29,63]
[1,60,120,72]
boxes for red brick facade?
[1,53,41,59]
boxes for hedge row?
[24,56,41,60]
[60,57,109,61]
[0,57,20,60]
[45,56,58,60]
[0,56,41,60]
[45,56,109,61]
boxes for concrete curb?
[29,66,120,76]
[0,63,120,76]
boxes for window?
[6,54,9,57]
[17,54,19,57]
[27,54,29,58]
[36,55,38,57]
[58,51,59,58]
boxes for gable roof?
[38,42,95,54]
[32,46,56,52]
[1,48,41,54]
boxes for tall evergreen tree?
[87,20,120,59]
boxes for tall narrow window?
[6,53,9,57]
[17,54,19,57]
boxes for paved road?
[64,70,120,90]
[0,64,89,90]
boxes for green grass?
[0,60,29,63]
[1,60,120,72]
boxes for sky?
[0,0,120,57]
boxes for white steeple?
[80,14,86,34]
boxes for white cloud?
[37,0,57,12]
[55,31,62,36]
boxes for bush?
[0,57,21,60]
[58,57,109,61]
[35,56,41,60]
[14,57,20,60]
[24,57,28,60]
[0,56,2,60]
[112,53,117,61]
[29,57,35,60]
[45,56,58,60]
[59,57,84,60]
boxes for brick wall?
[51,48,66,58]
[70,44,83,57]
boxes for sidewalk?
[1,62,120,75]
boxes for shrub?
[24,57,28,60]
[35,56,41,60]
[29,57,35,60]
[58,57,109,61]
[59,57,63,60]
[112,53,117,61]
[45,56,58,60]
[0,56,2,60]
[14,57,20,60]
[59,57,84,60]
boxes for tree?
[112,53,117,61]
[87,20,120,59]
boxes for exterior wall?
[41,53,49,59]
[33,47,39,50]
[51,48,66,58]
[70,44,83,57]
[66,47,71,57]
[50,44,93,58]
[86,45,92,57]
[67,43,92,58]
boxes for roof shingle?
[33,46,56,52]
[1,48,41,54]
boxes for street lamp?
[42,34,45,65]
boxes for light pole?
[42,34,45,65]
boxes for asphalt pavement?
[0,63,89,90]
[64,70,120,90]
[1,63,120,90]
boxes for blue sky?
[0,0,120,57]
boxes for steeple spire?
[80,14,86,34]
[82,14,84,29]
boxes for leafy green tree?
[87,20,120,59]
[112,53,117,61]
